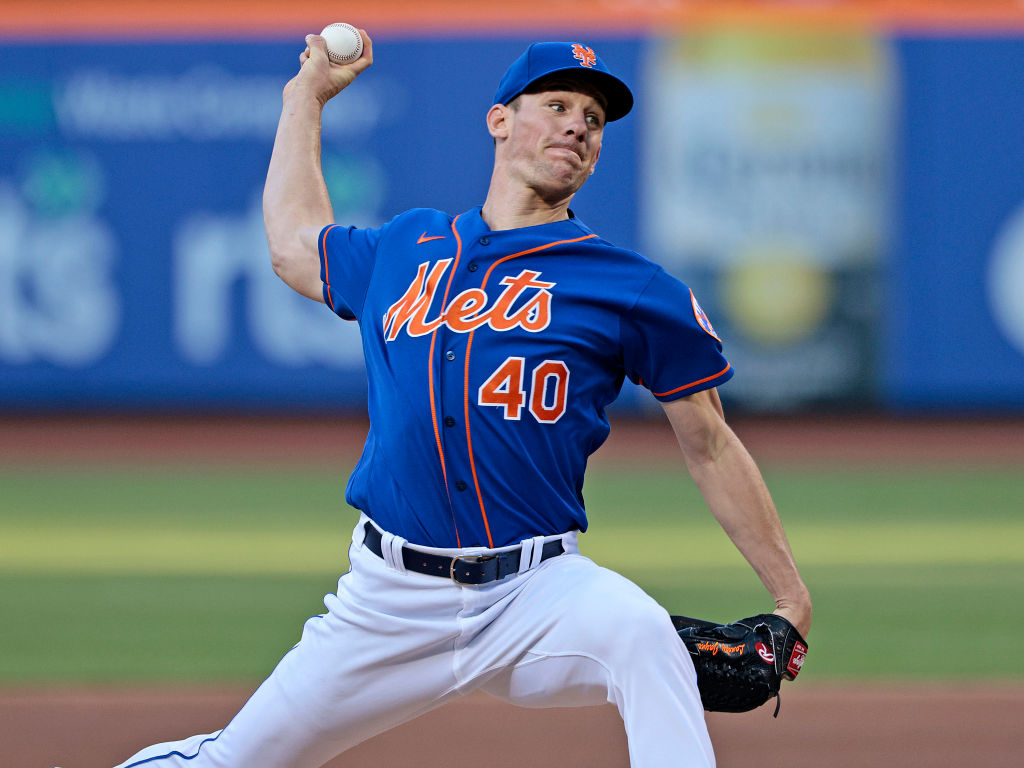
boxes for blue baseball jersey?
[319,206,732,548]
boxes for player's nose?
[564,114,589,139]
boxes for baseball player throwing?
[112,29,811,768]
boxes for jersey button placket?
[432,247,474,529]
[441,337,466,504]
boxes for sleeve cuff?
[647,363,734,402]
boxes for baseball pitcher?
[110,30,812,768]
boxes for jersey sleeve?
[621,268,734,401]
[318,222,384,321]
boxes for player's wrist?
[282,80,330,110]
[773,589,812,638]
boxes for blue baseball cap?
[494,42,634,122]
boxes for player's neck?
[481,179,574,232]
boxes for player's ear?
[487,103,512,141]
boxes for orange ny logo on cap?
[571,44,597,68]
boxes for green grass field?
[1,462,1022,683]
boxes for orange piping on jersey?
[462,322,495,548]
[479,234,598,288]
[651,363,732,398]
[428,214,464,547]
[319,224,342,313]
[463,231,598,549]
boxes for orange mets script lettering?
[696,641,746,656]
[572,44,597,68]
[383,260,555,341]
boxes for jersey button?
[455,480,468,491]
[445,350,456,361]
[468,262,478,272]
[444,416,456,427]
[479,236,490,245]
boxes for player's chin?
[540,163,591,195]
[564,169,593,195]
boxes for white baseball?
[320,23,364,65]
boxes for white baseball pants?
[113,514,714,768]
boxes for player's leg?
[113,530,466,768]
[472,554,714,768]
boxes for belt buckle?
[449,554,496,585]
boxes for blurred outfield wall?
[2,1,1023,413]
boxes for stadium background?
[2,1,1022,766]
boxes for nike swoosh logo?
[417,232,447,244]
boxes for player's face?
[501,88,605,198]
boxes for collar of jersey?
[457,205,595,243]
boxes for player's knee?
[552,563,680,661]
[585,590,677,660]
[617,599,677,650]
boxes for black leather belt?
[362,521,565,585]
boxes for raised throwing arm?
[263,29,373,301]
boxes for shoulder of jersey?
[386,207,452,228]
[585,235,662,270]
[377,208,455,244]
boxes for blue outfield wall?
[0,33,1022,412]
[887,37,1024,410]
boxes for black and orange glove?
[672,613,808,716]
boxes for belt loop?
[528,535,547,570]
[390,534,408,574]
[352,517,368,549]
[380,531,408,573]
[561,530,579,556]
[517,538,535,574]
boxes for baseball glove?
[672,613,808,717]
